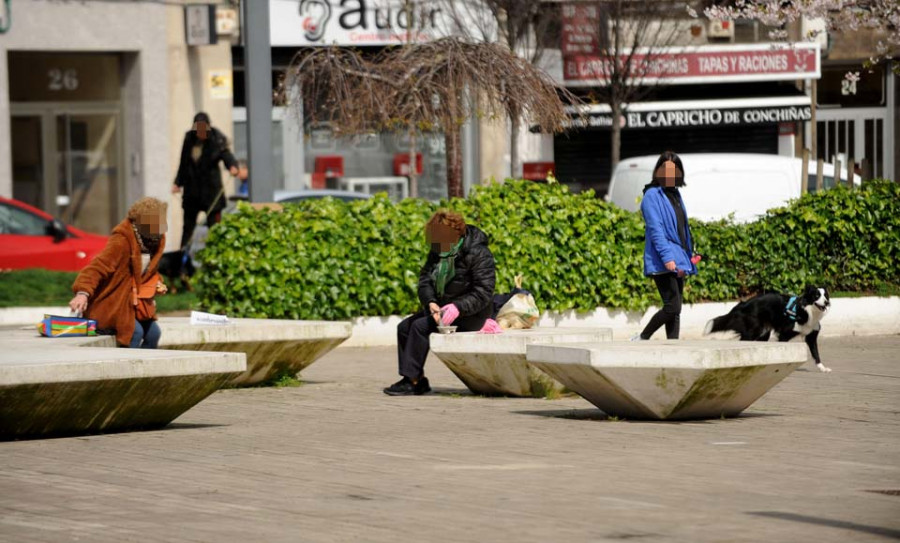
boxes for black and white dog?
[704,286,832,372]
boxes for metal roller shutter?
[554,124,779,196]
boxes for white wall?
[342,296,900,347]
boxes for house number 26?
[48,69,79,91]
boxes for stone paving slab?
[0,336,898,542]
[527,340,808,419]
[157,318,351,386]
[430,327,612,397]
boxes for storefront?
[7,52,124,235]
[555,93,812,193]
[811,63,895,181]
[231,0,487,201]
[546,14,823,194]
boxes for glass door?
[10,116,45,211]
[10,109,121,234]
[55,113,120,233]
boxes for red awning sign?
[562,43,820,85]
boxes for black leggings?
[181,206,221,250]
[640,273,684,340]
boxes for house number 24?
[48,69,79,91]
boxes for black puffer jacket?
[174,127,238,213]
[418,225,496,318]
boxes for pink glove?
[479,318,503,334]
[691,254,702,265]
[440,303,460,325]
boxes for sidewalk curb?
[342,296,900,348]
[0,307,71,327]
[3,296,897,347]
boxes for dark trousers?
[640,273,685,340]
[397,308,489,380]
[181,206,221,250]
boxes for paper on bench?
[190,311,230,325]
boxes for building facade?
[229,0,509,201]
[518,5,897,195]
[0,1,237,248]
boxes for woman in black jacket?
[171,112,239,249]
[384,210,496,396]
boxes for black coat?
[174,127,238,212]
[418,225,496,318]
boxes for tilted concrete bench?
[157,318,352,386]
[0,331,245,439]
[430,328,613,397]
[526,340,808,420]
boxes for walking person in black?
[384,210,496,396]
[171,112,239,249]
[633,151,699,340]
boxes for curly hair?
[425,209,466,238]
[127,197,167,224]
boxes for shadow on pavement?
[512,408,783,424]
[163,422,229,431]
[748,511,900,540]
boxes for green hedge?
[196,179,900,319]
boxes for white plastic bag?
[496,275,540,330]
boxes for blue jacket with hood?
[640,185,697,277]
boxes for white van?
[607,153,861,223]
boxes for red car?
[0,196,108,272]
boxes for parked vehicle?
[274,189,372,204]
[227,190,372,211]
[0,197,108,272]
[607,153,862,223]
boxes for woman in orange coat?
[69,197,168,348]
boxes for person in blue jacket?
[634,151,698,340]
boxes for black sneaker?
[384,377,431,396]
[415,377,431,395]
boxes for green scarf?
[432,236,464,297]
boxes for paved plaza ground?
[1,335,899,542]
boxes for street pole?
[810,79,817,165]
[243,1,274,203]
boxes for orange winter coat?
[72,219,165,346]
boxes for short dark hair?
[193,112,211,125]
[652,150,686,187]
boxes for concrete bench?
[526,340,808,420]
[0,330,245,439]
[430,328,613,397]
[156,318,352,386]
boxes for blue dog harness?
[784,296,800,322]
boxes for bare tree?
[573,0,691,175]
[441,0,561,178]
[284,36,576,199]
